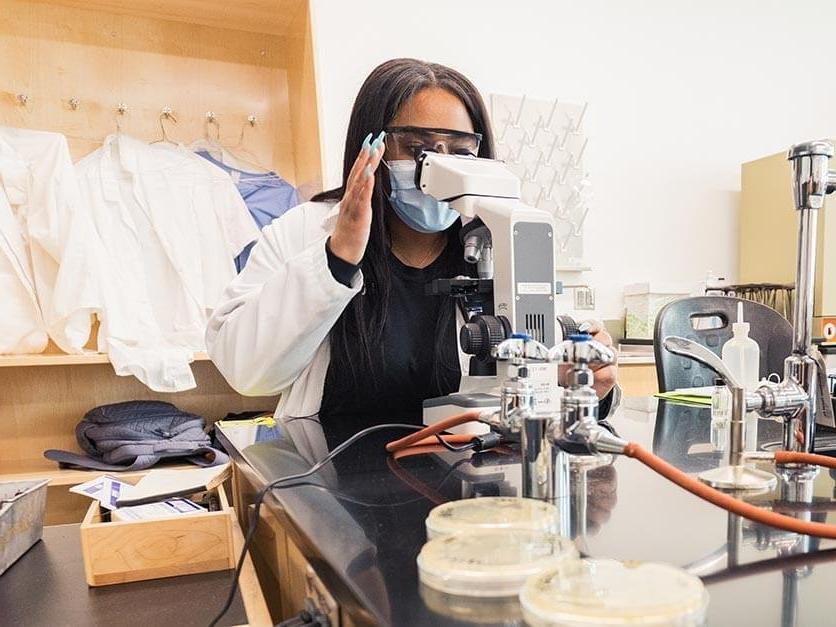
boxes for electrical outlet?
[574,286,595,310]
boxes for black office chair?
[653,296,792,392]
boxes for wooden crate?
[79,486,234,586]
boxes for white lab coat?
[76,134,259,391]
[207,200,470,422]
[0,128,102,353]
[0,186,47,353]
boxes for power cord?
[434,431,503,453]
[208,423,424,627]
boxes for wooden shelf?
[0,457,193,486]
[0,351,210,368]
[33,0,307,36]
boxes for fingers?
[353,133,386,210]
[593,364,617,399]
[345,132,373,191]
[344,131,386,210]
[581,319,613,345]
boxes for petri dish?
[419,583,524,624]
[417,529,577,598]
[520,558,709,626]
[425,496,560,539]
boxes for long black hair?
[313,58,495,391]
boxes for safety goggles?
[383,126,482,162]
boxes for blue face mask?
[386,160,459,233]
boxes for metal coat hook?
[16,93,29,106]
[153,107,178,144]
[68,98,80,111]
[114,103,128,132]
[235,114,259,147]
[205,111,220,141]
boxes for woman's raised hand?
[328,131,386,265]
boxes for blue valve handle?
[568,333,592,342]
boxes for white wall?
[309,0,836,321]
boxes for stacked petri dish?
[425,496,561,539]
[520,558,709,626]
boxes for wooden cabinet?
[0,0,317,517]
[740,149,836,331]
[618,362,658,397]
[240,475,344,626]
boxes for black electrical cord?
[208,423,424,627]
[290,455,475,509]
[434,433,478,452]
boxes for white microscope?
[417,151,571,430]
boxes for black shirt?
[318,238,615,446]
[319,238,462,444]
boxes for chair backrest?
[653,296,792,392]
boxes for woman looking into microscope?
[207,58,618,444]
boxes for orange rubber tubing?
[384,411,483,453]
[624,443,836,539]
[774,450,836,470]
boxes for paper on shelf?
[111,498,206,522]
[115,463,231,507]
[69,475,133,510]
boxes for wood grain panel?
[618,363,658,397]
[30,0,306,37]
[0,0,310,184]
[0,360,277,467]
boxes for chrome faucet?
[664,139,836,488]
[487,334,625,502]
[663,337,777,490]
[760,141,836,460]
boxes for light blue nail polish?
[375,130,386,143]
[364,165,372,179]
[370,138,382,153]
[361,132,373,151]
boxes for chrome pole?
[791,208,817,355]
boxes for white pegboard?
[489,94,592,268]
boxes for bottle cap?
[732,301,750,336]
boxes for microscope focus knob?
[556,315,580,340]
[460,315,512,359]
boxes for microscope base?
[697,465,777,492]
